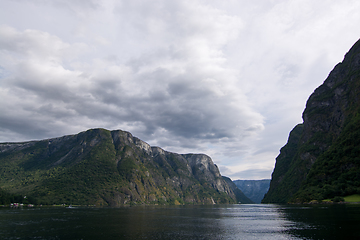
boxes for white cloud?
[0,12,264,148]
[1,0,360,179]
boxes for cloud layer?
[1,0,360,179]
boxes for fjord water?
[1,204,360,240]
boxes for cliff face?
[0,128,240,206]
[263,38,360,203]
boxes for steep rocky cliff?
[263,38,360,203]
[0,128,241,206]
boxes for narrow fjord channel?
[1,204,360,240]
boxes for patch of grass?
[322,194,360,203]
[344,194,360,202]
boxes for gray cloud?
[224,168,273,181]
[1,0,360,179]
[0,23,263,147]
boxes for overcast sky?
[1,0,360,180]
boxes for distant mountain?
[0,128,246,206]
[263,38,360,203]
[223,177,254,204]
[233,179,270,203]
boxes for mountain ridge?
[0,128,252,206]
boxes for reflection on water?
[0,204,359,239]
[280,204,360,240]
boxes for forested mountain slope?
[263,38,360,203]
[0,128,244,206]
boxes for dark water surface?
[1,204,360,239]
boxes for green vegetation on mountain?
[0,128,243,206]
[262,124,304,203]
[263,38,360,203]
[291,112,360,202]
[0,188,33,205]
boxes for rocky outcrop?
[263,38,360,203]
[0,128,243,206]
